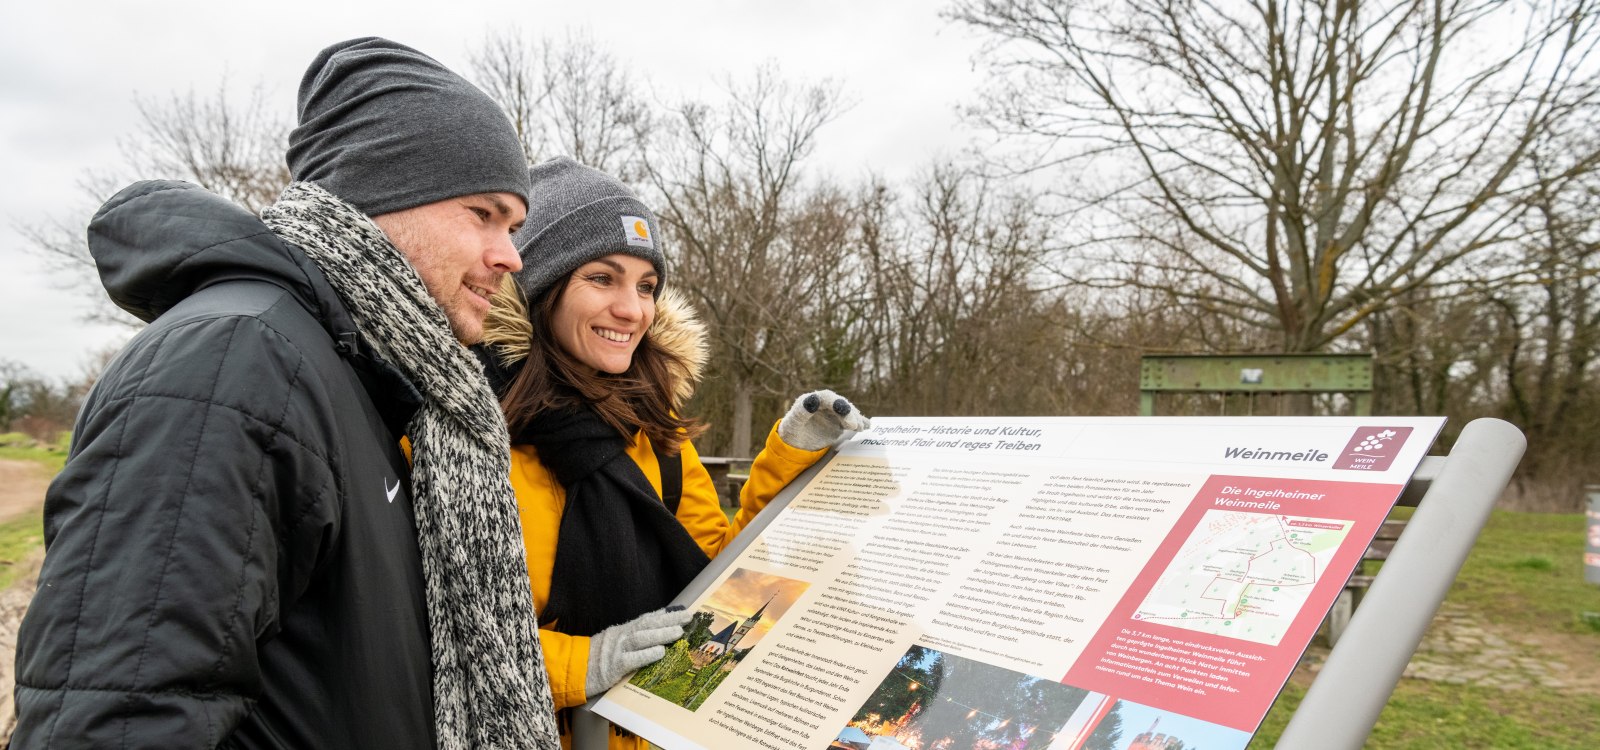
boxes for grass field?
[1249,507,1600,748]
[0,444,67,475]
[0,509,44,591]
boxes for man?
[13,38,560,749]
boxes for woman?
[478,157,870,748]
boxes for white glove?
[778,389,872,451]
[586,606,693,698]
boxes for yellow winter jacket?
[479,282,830,749]
[510,421,824,716]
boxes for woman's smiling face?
[550,254,658,374]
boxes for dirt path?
[0,460,50,525]
[0,552,41,740]
[0,459,49,741]
[1301,602,1600,693]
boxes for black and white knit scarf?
[262,181,560,750]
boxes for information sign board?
[595,416,1445,750]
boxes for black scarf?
[518,404,711,637]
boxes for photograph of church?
[628,568,809,710]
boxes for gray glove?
[586,606,693,697]
[777,389,872,451]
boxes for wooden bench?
[1325,518,1408,646]
[1321,463,1436,647]
[697,456,752,508]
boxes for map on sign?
[1132,510,1352,646]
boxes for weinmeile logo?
[1332,426,1414,471]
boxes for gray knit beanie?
[287,37,532,217]
[513,157,666,302]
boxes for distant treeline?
[22,3,1600,510]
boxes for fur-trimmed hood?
[479,275,708,409]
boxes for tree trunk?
[1284,392,1315,417]
[730,384,754,458]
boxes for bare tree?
[640,67,848,456]
[0,361,29,434]
[1477,127,1600,506]
[858,163,1072,416]
[1342,117,1600,509]
[471,29,548,162]
[1364,289,1499,418]
[19,80,290,327]
[0,359,89,444]
[953,0,1600,352]
[121,81,291,214]
[470,29,653,177]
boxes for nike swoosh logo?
[384,478,401,504]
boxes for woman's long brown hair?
[497,279,706,455]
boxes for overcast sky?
[0,0,989,380]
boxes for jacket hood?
[480,275,708,409]
[86,180,424,438]
[89,180,323,323]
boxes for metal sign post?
[1584,486,1600,634]
[1276,418,1526,748]
[1586,486,1600,586]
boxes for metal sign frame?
[1275,418,1525,746]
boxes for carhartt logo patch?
[621,215,653,249]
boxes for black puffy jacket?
[13,181,436,749]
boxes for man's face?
[372,192,526,345]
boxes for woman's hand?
[778,390,872,451]
[585,606,693,698]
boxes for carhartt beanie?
[287,37,531,217]
[513,157,666,302]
